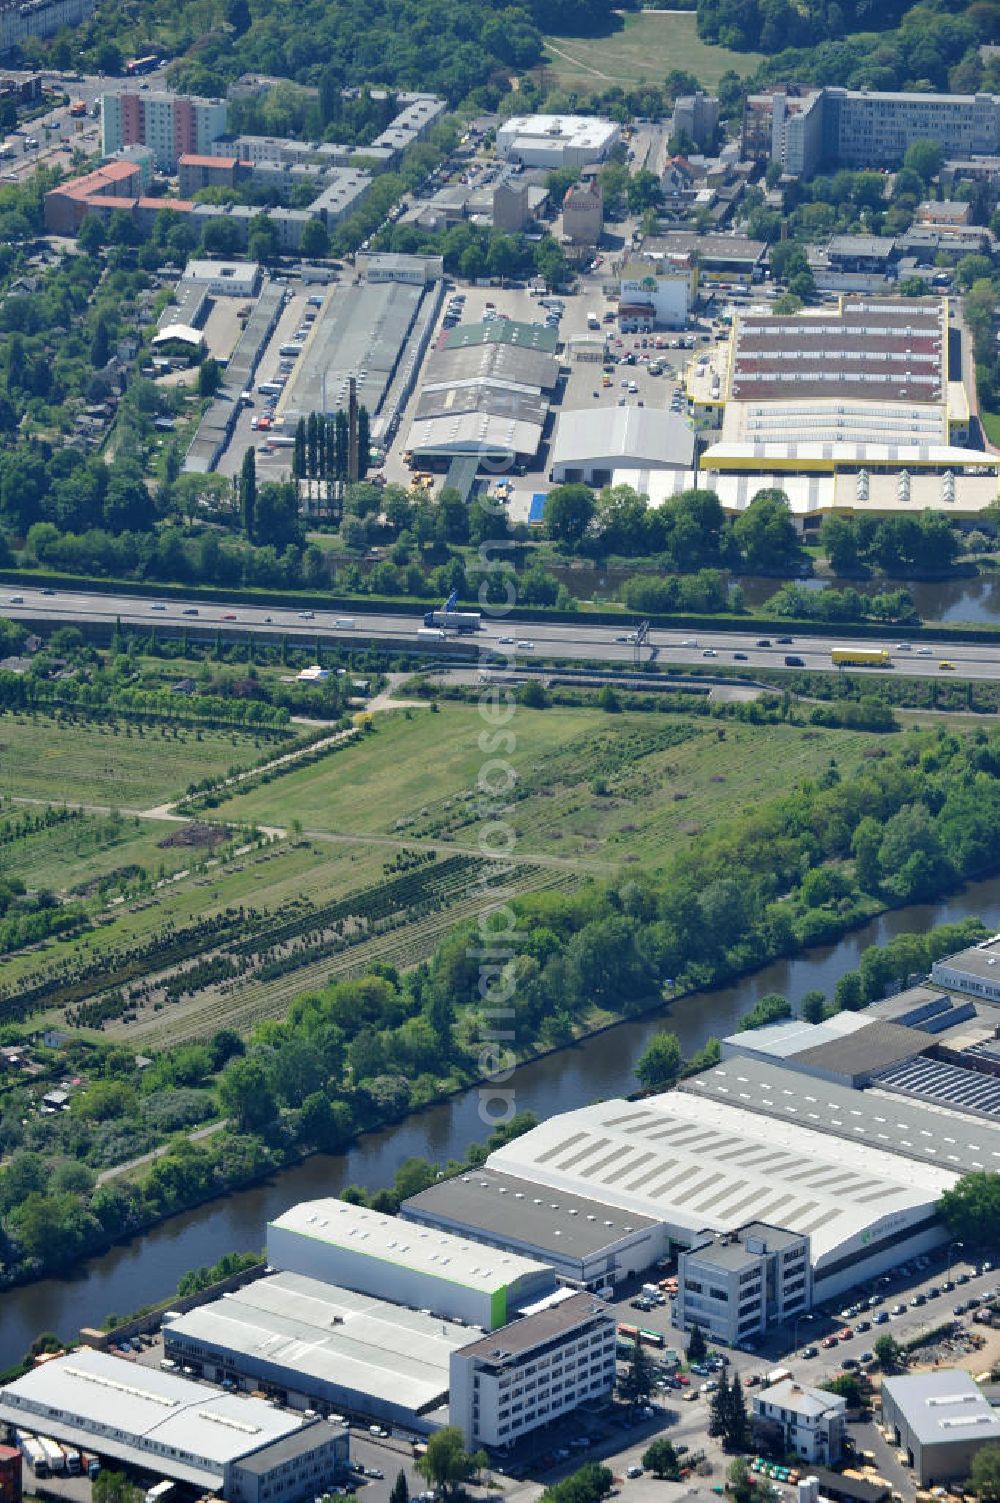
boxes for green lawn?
[541,12,762,92]
[208,704,888,874]
[0,714,281,808]
[981,408,1000,447]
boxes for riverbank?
[0,865,994,1365]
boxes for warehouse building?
[684,1056,1000,1175]
[486,1091,955,1302]
[881,1371,1000,1485]
[267,1199,555,1329]
[162,1271,468,1430]
[496,114,620,168]
[449,1291,616,1448]
[550,408,695,486]
[676,1222,811,1346]
[0,1349,346,1502]
[402,1167,665,1289]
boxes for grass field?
[207,705,887,874]
[0,714,281,808]
[540,12,762,92]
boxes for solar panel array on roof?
[873,1055,1000,1120]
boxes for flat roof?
[403,1167,659,1259]
[827,235,896,259]
[552,407,695,469]
[882,1370,1000,1448]
[785,1020,928,1079]
[933,935,1000,985]
[683,1057,1000,1174]
[455,1292,612,1362]
[687,1220,804,1270]
[643,232,766,265]
[268,1199,550,1292]
[280,280,421,421]
[234,1422,346,1476]
[165,1271,466,1415]
[0,1349,303,1485]
[486,1092,955,1266]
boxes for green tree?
[687,1323,707,1363]
[415,1427,480,1498]
[738,994,791,1031]
[545,483,595,546]
[939,1171,1000,1248]
[903,138,944,184]
[300,218,330,258]
[708,1367,731,1439]
[874,1334,901,1371]
[732,490,800,572]
[218,1056,277,1131]
[970,1444,1000,1502]
[240,447,257,541]
[635,1031,682,1090]
[390,1470,410,1503]
[619,1335,654,1408]
[93,1473,142,1503]
[642,1439,679,1480]
[198,357,222,397]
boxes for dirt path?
[96,1117,229,1184]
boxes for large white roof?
[552,407,694,470]
[486,1093,957,1268]
[268,1198,549,1292]
[0,1348,302,1486]
[166,1271,467,1415]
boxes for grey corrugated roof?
[786,1020,927,1079]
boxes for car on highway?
[939,660,956,670]
[895,642,911,650]
[734,651,748,660]
[918,645,933,655]
[182,607,199,616]
[222,613,237,621]
[41,587,55,595]
[9,595,22,603]
[497,635,514,645]
[150,603,166,611]
[702,648,717,657]
[755,638,771,647]
[516,639,535,650]
[298,610,315,619]
[776,635,793,644]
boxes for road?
[4,584,1000,680]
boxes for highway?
[4,584,1000,679]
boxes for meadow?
[540,12,762,92]
[209,705,887,873]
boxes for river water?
[2,876,1000,1369]
[548,565,1000,626]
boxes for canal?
[2,874,999,1369]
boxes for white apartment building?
[676,1222,811,1346]
[752,1380,847,1465]
[449,1291,616,1449]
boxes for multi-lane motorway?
[4,584,1000,680]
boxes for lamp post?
[792,1312,814,1356]
[947,1240,964,1285]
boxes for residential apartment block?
[745,85,1000,176]
[101,91,228,172]
[449,1292,616,1449]
[676,1222,811,1345]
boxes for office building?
[177,152,242,196]
[402,1167,665,1290]
[745,85,1000,177]
[101,90,227,172]
[496,114,620,168]
[267,1199,554,1329]
[0,1349,346,1503]
[449,1291,616,1448]
[676,1222,811,1345]
[493,180,530,233]
[752,1380,847,1465]
[881,1370,1000,1485]
[356,252,444,284]
[182,259,261,298]
[163,1270,468,1431]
